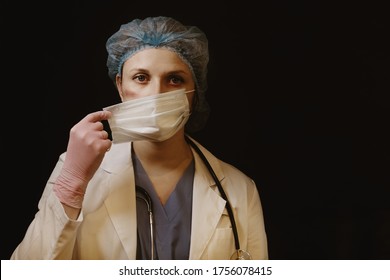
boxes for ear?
[115,74,125,101]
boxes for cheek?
[121,92,137,101]
[120,86,141,101]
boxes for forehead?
[123,48,191,74]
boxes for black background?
[2,0,389,259]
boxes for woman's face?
[116,48,195,106]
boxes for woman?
[11,16,268,260]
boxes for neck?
[132,133,193,174]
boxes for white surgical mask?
[103,88,193,143]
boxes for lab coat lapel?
[189,144,226,260]
[104,165,137,259]
[102,142,137,259]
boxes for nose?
[146,79,170,96]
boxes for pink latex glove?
[53,111,112,209]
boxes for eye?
[169,75,184,85]
[134,74,148,83]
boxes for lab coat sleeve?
[247,181,269,259]
[11,153,82,260]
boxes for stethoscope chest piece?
[230,249,252,260]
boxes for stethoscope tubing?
[185,136,241,251]
[136,185,155,260]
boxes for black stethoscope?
[135,136,252,260]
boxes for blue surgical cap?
[106,16,210,132]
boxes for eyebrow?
[128,68,149,73]
[166,70,190,76]
[128,68,190,76]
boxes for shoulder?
[219,160,257,196]
[189,136,257,193]
[221,161,255,185]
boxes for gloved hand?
[53,111,112,209]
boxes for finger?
[84,111,112,123]
[103,139,112,152]
[101,130,109,139]
[90,121,104,131]
[90,136,112,153]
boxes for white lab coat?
[11,137,268,260]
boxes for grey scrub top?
[133,152,194,260]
